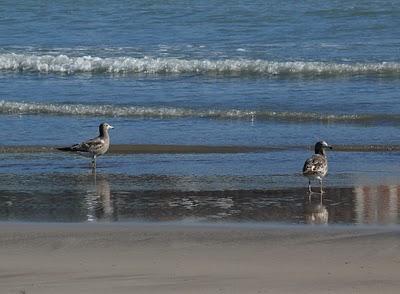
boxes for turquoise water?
[0,1,400,224]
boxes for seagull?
[302,141,332,194]
[57,122,114,168]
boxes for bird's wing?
[302,155,327,174]
[63,136,105,153]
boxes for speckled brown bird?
[302,141,332,193]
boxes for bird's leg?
[91,155,96,169]
[319,179,324,194]
[91,165,97,176]
[307,180,313,201]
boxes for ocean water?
[1,1,400,225]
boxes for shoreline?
[2,220,400,231]
[1,223,399,294]
[2,143,400,154]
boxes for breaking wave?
[0,100,398,124]
[0,53,400,76]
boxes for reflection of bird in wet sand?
[57,123,114,169]
[302,141,332,194]
[95,174,113,220]
[304,195,328,225]
[86,172,114,222]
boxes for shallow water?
[1,1,400,225]
[0,149,400,225]
[0,171,399,226]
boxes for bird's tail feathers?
[57,144,83,152]
[57,146,74,152]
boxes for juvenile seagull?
[302,141,332,194]
[57,122,114,168]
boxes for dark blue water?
[1,1,400,224]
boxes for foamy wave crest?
[0,100,398,124]
[1,53,400,76]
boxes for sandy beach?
[2,1,400,293]
[1,223,399,294]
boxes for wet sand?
[1,223,399,294]
[0,173,399,225]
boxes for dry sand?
[0,223,399,294]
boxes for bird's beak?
[328,145,333,150]
[109,125,114,129]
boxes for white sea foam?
[0,53,400,76]
[0,100,396,124]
